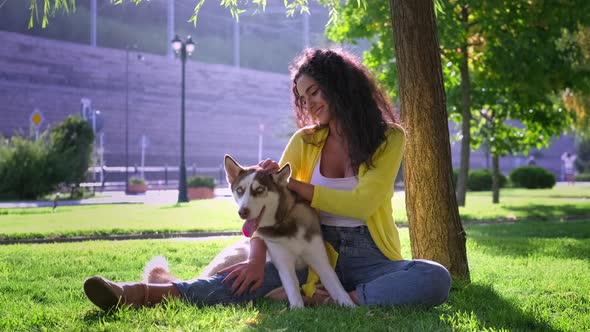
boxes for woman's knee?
[416,260,452,305]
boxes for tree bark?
[492,153,500,204]
[455,4,472,207]
[390,0,470,281]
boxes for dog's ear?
[272,163,291,185]
[224,154,244,184]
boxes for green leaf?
[189,0,207,26]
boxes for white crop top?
[310,158,366,227]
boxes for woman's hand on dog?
[258,159,314,201]
[221,259,266,296]
[258,159,280,173]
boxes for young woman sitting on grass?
[83,48,452,311]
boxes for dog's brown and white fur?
[222,155,354,308]
[143,155,354,309]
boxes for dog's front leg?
[266,242,304,309]
[304,236,356,307]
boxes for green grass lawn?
[0,200,241,239]
[458,186,590,221]
[0,220,588,331]
[1,185,589,240]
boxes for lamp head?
[185,36,195,56]
[171,34,182,53]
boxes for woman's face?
[296,75,331,125]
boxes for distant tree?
[326,0,489,207]
[469,1,590,203]
[564,90,590,138]
[326,0,590,205]
[562,25,590,139]
[48,116,95,189]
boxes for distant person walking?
[561,152,577,184]
[527,156,536,166]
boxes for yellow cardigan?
[279,125,405,295]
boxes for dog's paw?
[335,295,357,308]
[289,300,305,310]
[338,299,357,308]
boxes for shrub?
[128,177,146,185]
[0,135,57,200]
[187,176,216,189]
[468,169,507,191]
[48,116,94,186]
[0,116,94,200]
[575,173,590,182]
[509,166,556,189]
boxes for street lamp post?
[171,35,195,203]
[125,45,143,194]
[125,46,130,194]
[258,123,264,162]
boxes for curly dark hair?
[289,48,400,171]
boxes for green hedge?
[0,135,55,200]
[575,173,590,182]
[509,166,556,189]
[49,116,95,186]
[187,176,216,189]
[467,169,508,191]
[128,177,146,185]
[0,116,94,200]
[453,168,507,191]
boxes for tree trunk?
[455,4,472,207]
[390,0,470,281]
[492,153,500,204]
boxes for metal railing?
[84,165,227,190]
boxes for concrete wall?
[0,31,577,183]
[0,31,294,181]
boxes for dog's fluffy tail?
[143,256,179,283]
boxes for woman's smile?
[313,106,324,117]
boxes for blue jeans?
[173,225,451,306]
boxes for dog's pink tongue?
[242,219,257,238]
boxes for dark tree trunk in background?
[390,0,470,281]
[492,154,500,204]
[456,4,472,207]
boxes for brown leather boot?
[302,287,335,306]
[84,276,150,311]
[264,287,288,301]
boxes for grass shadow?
[466,220,590,260]
[159,203,193,210]
[82,309,117,322]
[502,203,590,219]
[81,308,126,328]
[468,219,590,239]
[245,283,557,331]
[441,283,558,331]
[74,282,558,331]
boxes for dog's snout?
[238,207,250,219]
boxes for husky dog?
[143,155,355,309]
[220,155,354,309]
